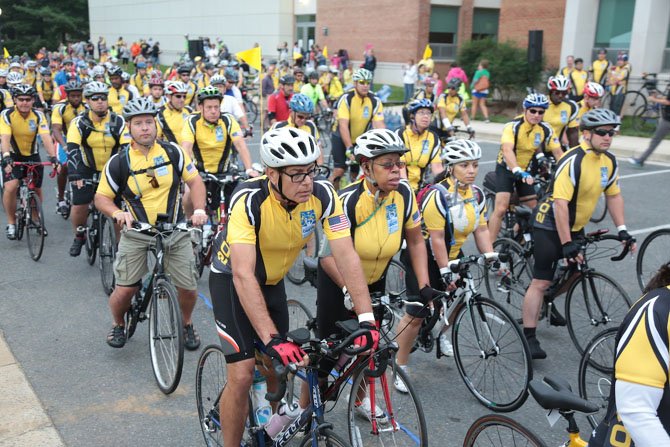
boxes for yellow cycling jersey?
[36,79,54,102]
[339,179,421,284]
[23,70,37,87]
[293,81,305,94]
[181,112,242,173]
[184,80,199,106]
[497,117,560,170]
[569,69,589,96]
[610,66,629,95]
[336,91,384,141]
[328,77,343,100]
[211,177,351,285]
[436,93,466,124]
[197,73,212,90]
[558,66,573,78]
[422,179,487,259]
[108,86,134,114]
[0,107,50,156]
[270,117,320,141]
[544,100,579,141]
[0,89,14,111]
[589,59,610,85]
[397,125,441,192]
[534,142,620,232]
[66,110,131,172]
[575,99,593,122]
[131,72,147,93]
[51,101,86,132]
[156,104,192,144]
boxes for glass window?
[594,0,635,48]
[296,14,316,24]
[429,6,459,44]
[472,8,499,41]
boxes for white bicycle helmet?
[123,97,158,120]
[547,75,570,92]
[354,129,408,163]
[583,82,605,99]
[352,68,373,82]
[441,139,482,165]
[83,81,109,98]
[260,127,321,168]
[0,69,7,78]
[6,72,24,86]
[91,65,106,78]
[165,80,189,95]
[209,74,226,86]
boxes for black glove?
[562,240,581,260]
[49,156,58,166]
[618,230,633,243]
[68,172,82,182]
[1,153,13,168]
[419,286,441,305]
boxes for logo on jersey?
[120,94,127,105]
[386,203,399,233]
[300,210,316,238]
[362,106,370,119]
[28,119,37,132]
[560,110,568,124]
[421,139,429,154]
[534,133,541,147]
[153,155,169,176]
[600,167,608,188]
[104,122,111,137]
[215,125,224,142]
[327,214,350,232]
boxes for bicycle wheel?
[300,428,352,447]
[25,194,45,261]
[463,414,546,447]
[287,299,314,333]
[149,278,184,394]
[196,344,226,447]
[589,192,608,223]
[85,212,98,266]
[452,297,532,412]
[246,100,258,123]
[620,90,646,117]
[636,229,670,292]
[484,238,533,322]
[632,104,659,134]
[347,362,428,447]
[385,259,407,298]
[15,204,25,241]
[566,271,631,355]
[578,328,617,430]
[61,182,72,220]
[99,216,117,295]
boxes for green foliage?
[458,38,544,100]
[1,0,89,56]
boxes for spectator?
[629,89,670,168]
[120,45,130,65]
[446,62,469,88]
[418,54,434,75]
[262,63,276,96]
[151,42,161,65]
[558,55,575,78]
[130,41,141,60]
[608,53,630,119]
[277,41,289,62]
[417,64,428,85]
[402,59,418,102]
[97,36,106,58]
[471,59,490,122]
[432,72,443,97]
[362,47,377,88]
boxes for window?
[429,6,459,45]
[296,14,316,23]
[472,8,499,41]
[594,0,635,49]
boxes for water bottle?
[252,370,272,425]
[202,223,212,247]
[334,352,352,372]
[263,401,302,438]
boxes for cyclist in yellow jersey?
[94,97,207,350]
[568,58,589,102]
[402,77,438,125]
[146,74,167,108]
[525,108,635,359]
[609,54,630,118]
[326,67,343,102]
[557,55,574,78]
[330,68,385,188]
[545,75,579,150]
[576,82,605,122]
[23,61,37,87]
[488,93,560,243]
[156,81,192,144]
[130,61,148,94]
[436,78,474,142]
[197,63,216,90]
[208,127,376,447]
[270,93,323,164]
[0,71,15,112]
[589,48,610,85]
[107,66,134,114]
[1,84,57,239]
[36,68,54,109]
[292,66,305,93]
[66,81,131,256]
[177,65,199,107]
[398,98,442,192]
[52,80,86,216]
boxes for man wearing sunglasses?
[95,97,207,350]
[545,75,579,152]
[435,78,474,142]
[66,81,130,257]
[488,93,560,243]
[1,84,57,240]
[270,93,323,164]
[177,65,198,107]
[156,81,193,144]
[209,127,374,447]
[107,66,135,114]
[523,108,635,359]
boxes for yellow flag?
[423,44,432,60]
[293,51,303,60]
[322,46,328,58]
[3,48,9,58]
[236,47,262,72]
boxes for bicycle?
[241,86,259,124]
[462,374,600,447]
[629,73,670,134]
[99,213,117,295]
[13,161,54,261]
[577,327,617,430]
[122,213,198,394]
[78,175,102,266]
[636,227,670,292]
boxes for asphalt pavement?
[1,133,668,446]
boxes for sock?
[523,327,536,339]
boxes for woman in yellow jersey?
[394,139,495,392]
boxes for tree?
[1,0,89,57]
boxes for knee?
[227,363,255,391]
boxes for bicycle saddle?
[286,327,311,345]
[529,377,599,414]
[514,205,533,219]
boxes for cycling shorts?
[401,241,451,318]
[209,271,289,363]
[3,154,43,188]
[330,132,347,169]
[71,166,98,206]
[532,227,583,281]
[494,163,536,197]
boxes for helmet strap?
[270,173,298,210]
[363,162,387,200]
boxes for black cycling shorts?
[3,154,43,188]
[494,163,536,198]
[71,167,99,206]
[330,132,347,169]
[209,271,289,363]
[401,241,451,318]
[532,227,583,281]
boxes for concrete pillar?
[559,0,599,67]
[628,0,670,74]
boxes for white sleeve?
[232,86,243,104]
[616,380,670,447]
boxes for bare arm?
[328,236,373,319]
[606,193,625,227]
[430,162,444,176]
[501,142,520,170]
[232,138,254,172]
[372,119,385,129]
[185,172,207,211]
[473,225,494,254]
[553,199,572,244]
[566,127,579,148]
[40,134,56,158]
[180,140,194,159]
[1,134,11,154]
[52,123,65,147]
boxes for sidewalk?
[0,331,64,447]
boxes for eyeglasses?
[527,108,545,115]
[552,91,568,96]
[374,161,407,170]
[357,80,370,85]
[281,167,319,183]
[15,97,34,103]
[592,128,616,137]
[146,169,160,188]
[294,113,310,120]
[448,87,457,90]
[172,94,186,99]
[88,95,107,102]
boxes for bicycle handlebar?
[199,170,246,185]
[12,161,57,178]
[580,229,636,261]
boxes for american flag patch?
[187,162,196,173]
[412,210,421,223]
[232,131,241,137]
[327,214,350,232]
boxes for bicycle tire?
[632,104,659,134]
[636,228,670,292]
[25,193,45,261]
[99,216,117,295]
[462,413,546,447]
[149,277,184,394]
[246,100,258,123]
[620,90,647,117]
[385,259,407,298]
[61,182,72,220]
[589,192,608,223]
[452,297,532,412]
[578,328,617,430]
[347,362,428,447]
[194,236,206,279]
[15,203,25,241]
[566,271,631,355]
[300,428,352,447]
[287,299,314,333]
[196,344,226,447]
[85,211,98,266]
[484,238,532,323]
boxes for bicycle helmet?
[107,66,123,77]
[260,127,320,168]
[121,72,131,82]
[11,84,36,97]
[308,71,319,80]
[123,97,157,120]
[579,108,620,131]
[352,68,373,82]
[354,129,408,163]
[83,81,109,98]
[407,98,434,115]
[64,80,84,92]
[91,65,105,78]
[6,72,24,86]
[197,85,223,102]
[522,93,549,109]
[279,75,295,85]
[0,69,7,78]
[441,139,482,165]
[39,67,51,76]
[209,74,226,86]
[288,93,314,114]
[25,61,37,69]
[177,65,192,75]
[446,78,462,89]
[136,61,147,69]
[547,75,570,92]
[423,78,435,87]
[165,81,189,95]
[224,68,239,82]
[583,82,605,99]
[148,74,164,87]
[8,62,21,70]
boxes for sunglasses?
[15,97,34,103]
[552,91,568,96]
[527,108,545,115]
[592,128,616,137]
[357,80,370,85]
[374,161,407,170]
[172,94,186,99]
[295,113,310,120]
[89,95,107,102]
[146,169,160,188]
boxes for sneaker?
[627,158,643,168]
[69,236,85,257]
[439,334,454,357]
[57,201,68,216]
[526,336,547,360]
[184,324,201,351]
[6,224,16,240]
[394,365,409,394]
[107,324,126,348]
[355,396,388,423]
[549,306,567,327]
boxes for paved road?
[0,136,667,446]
